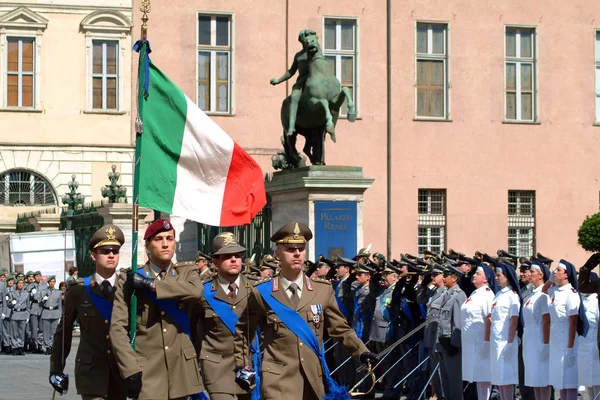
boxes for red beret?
[144,218,175,240]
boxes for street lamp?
[101,164,127,203]
[62,174,84,230]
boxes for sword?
[417,362,439,400]
[329,339,371,376]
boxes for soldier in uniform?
[436,265,467,400]
[50,224,127,399]
[192,232,256,400]
[196,251,213,280]
[0,268,5,350]
[8,277,30,355]
[23,270,34,350]
[233,221,377,399]
[110,219,204,400]
[31,271,45,353]
[40,276,62,354]
[1,274,14,353]
[417,263,446,400]
[352,263,374,341]
[332,257,356,388]
[369,263,401,399]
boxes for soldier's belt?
[13,307,26,312]
[43,306,56,310]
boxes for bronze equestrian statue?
[270,29,356,168]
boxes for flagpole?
[129,0,151,350]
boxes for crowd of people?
[0,269,67,356]
[1,218,596,400]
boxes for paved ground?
[0,335,79,400]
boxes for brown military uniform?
[192,274,256,399]
[50,276,126,399]
[109,262,204,400]
[233,274,369,399]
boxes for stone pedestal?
[98,203,153,269]
[266,166,374,260]
[28,212,61,231]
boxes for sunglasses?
[97,247,120,255]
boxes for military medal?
[311,304,322,328]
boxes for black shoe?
[12,348,18,356]
[45,348,52,355]
[19,347,25,355]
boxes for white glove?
[540,344,549,362]
[31,288,36,294]
[565,347,576,367]
[11,300,16,305]
[503,341,516,362]
[0,313,4,319]
[43,296,48,301]
[26,318,28,324]
[480,341,490,357]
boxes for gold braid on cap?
[94,226,122,249]
[276,223,307,244]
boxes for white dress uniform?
[522,285,550,387]
[461,285,494,382]
[578,293,600,387]
[548,283,580,390]
[489,286,520,385]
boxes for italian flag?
[137,59,267,226]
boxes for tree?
[578,212,600,252]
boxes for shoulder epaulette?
[175,261,196,268]
[68,278,84,287]
[571,287,577,293]
[311,277,332,285]
[486,287,491,291]
[254,276,273,286]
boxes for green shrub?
[578,213,600,252]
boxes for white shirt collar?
[149,261,171,279]
[95,272,116,287]
[279,273,304,297]
[217,274,241,295]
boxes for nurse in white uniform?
[461,263,497,400]
[543,259,587,400]
[522,259,551,400]
[578,271,600,400]
[488,262,521,400]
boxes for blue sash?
[203,281,239,335]
[83,276,113,322]
[334,281,351,321]
[353,294,363,338]
[136,271,191,340]
[256,282,350,400]
[203,281,261,399]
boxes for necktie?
[101,280,112,299]
[228,282,238,302]
[289,283,300,309]
[158,270,167,280]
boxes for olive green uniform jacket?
[233,274,369,399]
[50,275,126,399]
[109,263,204,400]
[191,274,256,396]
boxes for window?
[92,40,118,110]
[197,14,232,114]
[596,31,600,122]
[416,23,448,119]
[508,190,535,257]
[0,169,56,206]
[418,189,446,256]
[324,18,358,116]
[6,37,35,107]
[505,27,536,121]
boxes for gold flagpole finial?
[140,0,151,39]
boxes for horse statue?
[272,30,356,169]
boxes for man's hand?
[124,371,143,398]
[359,351,379,366]
[270,78,279,85]
[126,270,155,291]
[49,372,69,394]
[582,253,600,271]
[234,366,256,391]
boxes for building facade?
[0,1,134,230]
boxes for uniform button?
[106,335,110,340]
[104,320,108,324]
[107,350,111,354]
[301,358,304,362]
[165,346,169,350]
[163,328,167,333]
[299,342,303,347]
[233,305,236,310]
[84,313,87,316]
[161,311,165,316]
[212,313,216,317]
